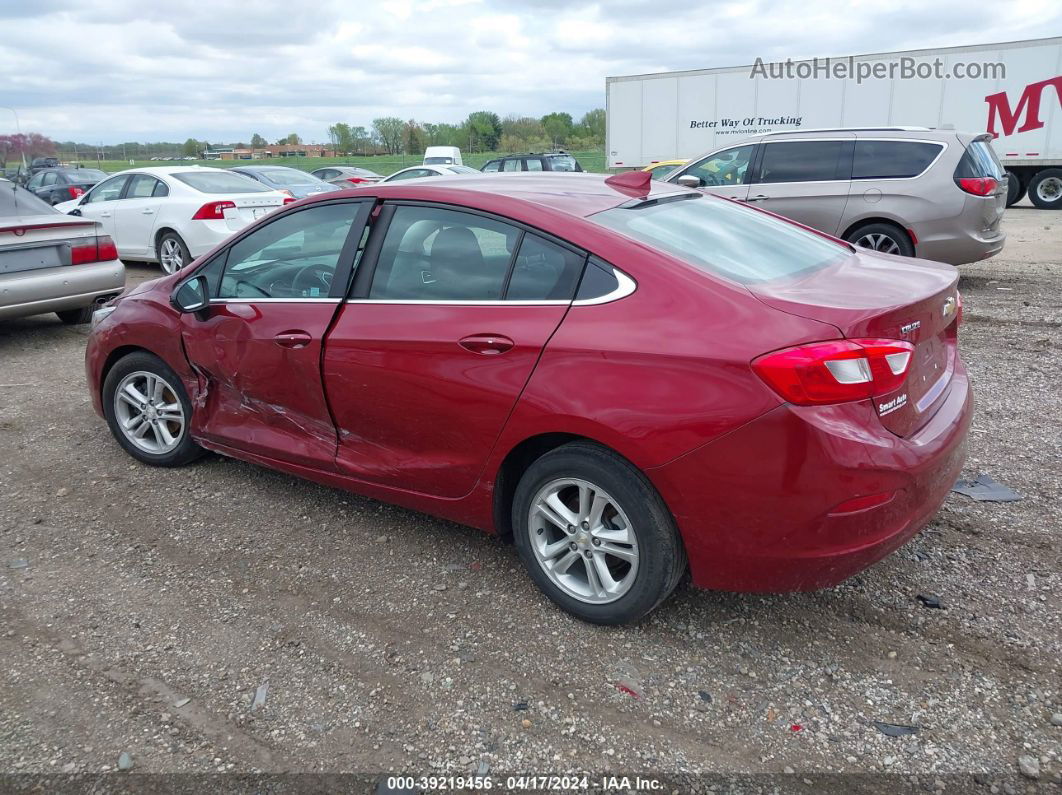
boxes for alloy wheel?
[528,478,639,604]
[113,371,186,454]
[853,232,901,255]
[159,238,184,274]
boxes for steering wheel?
[291,263,334,296]
[699,172,722,186]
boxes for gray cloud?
[2,0,1060,143]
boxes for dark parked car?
[28,156,60,175]
[309,166,382,187]
[481,152,584,173]
[231,165,341,199]
[85,172,970,624]
[25,167,108,205]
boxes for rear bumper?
[0,260,125,320]
[647,364,972,592]
[917,227,1005,265]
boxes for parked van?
[423,146,463,166]
[665,127,1006,265]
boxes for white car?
[55,166,291,273]
[377,164,480,183]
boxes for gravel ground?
[1,206,1059,793]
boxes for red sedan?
[85,172,971,624]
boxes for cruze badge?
[900,320,921,335]
[942,296,957,318]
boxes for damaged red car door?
[179,200,370,468]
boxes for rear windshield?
[448,165,479,174]
[173,171,270,194]
[590,194,850,284]
[546,155,580,172]
[254,168,320,187]
[63,169,107,182]
[0,181,59,218]
[954,139,1004,180]
[344,167,381,178]
[424,156,453,164]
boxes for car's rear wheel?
[845,223,915,258]
[1028,169,1062,210]
[512,442,686,624]
[102,351,204,467]
[157,232,190,274]
[56,306,94,325]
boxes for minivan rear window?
[853,141,943,179]
[954,139,1004,180]
[590,194,850,284]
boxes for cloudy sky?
[3,0,1061,144]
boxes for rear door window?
[502,159,522,172]
[853,141,943,179]
[369,205,520,300]
[525,159,544,172]
[756,141,849,183]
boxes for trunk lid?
[955,134,1006,234]
[748,249,960,437]
[0,214,102,275]
[224,192,287,230]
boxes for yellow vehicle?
[642,159,688,180]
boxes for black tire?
[156,231,191,274]
[1004,171,1023,208]
[844,222,915,258]
[102,351,204,467]
[1027,168,1062,210]
[512,441,687,625]
[56,306,94,325]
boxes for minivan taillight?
[192,200,236,220]
[956,177,998,196]
[752,338,915,406]
[70,235,118,265]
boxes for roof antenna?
[604,170,653,197]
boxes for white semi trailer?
[606,36,1062,208]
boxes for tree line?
[333,109,605,156]
[1,109,606,167]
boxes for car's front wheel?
[512,442,686,624]
[157,232,191,274]
[102,351,204,467]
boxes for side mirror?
[676,174,702,188]
[172,275,209,313]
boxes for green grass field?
[63,150,608,176]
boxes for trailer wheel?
[1028,169,1062,210]
[1004,171,1023,208]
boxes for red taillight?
[70,235,118,265]
[752,338,915,406]
[282,197,296,205]
[68,186,85,200]
[956,176,998,196]
[191,200,236,220]
[346,177,369,184]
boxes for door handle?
[274,330,313,349]
[141,208,155,214]
[99,211,112,217]
[459,334,514,355]
[744,194,769,202]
